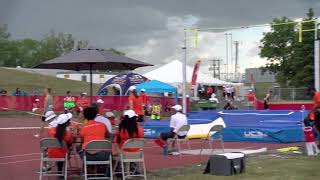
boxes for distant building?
[56,71,116,84]
[245,68,276,83]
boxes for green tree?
[260,8,317,87]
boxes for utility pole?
[209,59,221,79]
[315,20,320,91]
[225,33,229,81]
[182,30,187,114]
[234,41,239,81]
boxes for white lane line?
[0,127,48,130]
[0,153,39,159]
[218,111,294,116]
[0,159,39,165]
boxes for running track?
[0,117,303,180]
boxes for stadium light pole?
[182,29,187,114]
[315,19,320,91]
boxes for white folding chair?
[200,125,225,155]
[83,140,113,180]
[115,138,147,180]
[168,125,191,156]
[39,138,68,180]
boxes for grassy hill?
[0,67,100,95]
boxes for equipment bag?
[204,152,245,176]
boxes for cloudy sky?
[1,0,320,78]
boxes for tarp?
[143,110,308,143]
[97,73,148,95]
[135,80,177,93]
[192,110,305,143]
[143,60,232,85]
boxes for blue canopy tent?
[135,80,178,102]
[97,73,148,95]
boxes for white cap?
[97,99,104,104]
[105,111,115,118]
[81,92,87,95]
[128,86,136,92]
[35,99,40,102]
[44,111,57,122]
[56,113,72,125]
[141,89,146,92]
[211,93,216,97]
[172,104,182,111]
[123,110,137,118]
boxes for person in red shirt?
[76,92,90,115]
[96,99,105,115]
[305,87,320,135]
[79,106,110,161]
[47,113,73,173]
[114,110,144,152]
[140,89,150,116]
[128,86,144,122]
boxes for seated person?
[32,99,41,113]
[114,110,144,153]
[47,113,73,173]
[154,105,188,154]
[106,112,116,126]
[150,99,162,120]
[209,93,219,104]
[92,103,112,134]
[79,106,110,161]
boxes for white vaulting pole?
[182,29,187,113]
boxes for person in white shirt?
[154,104,188,153]
[92,103,112,134]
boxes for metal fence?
[270,87,311,101]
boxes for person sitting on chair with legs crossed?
[154,104,188,155]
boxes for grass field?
[0,67,100,95]
[149,154,320,180]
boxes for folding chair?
[115,138,147,180]
[39,138,68,180]
[200,125,225,155]
[83,140,113,180]
[168,125,191,156]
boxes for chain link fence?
[270,87,311,101]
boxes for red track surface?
[0,117,303,180]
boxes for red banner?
[0,96,189,112]
[191,60,201,89]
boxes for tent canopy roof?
[135,80,177,93]
[142,60,232,85]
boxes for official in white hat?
[155,104,188,154]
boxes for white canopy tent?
[143,60,233,85]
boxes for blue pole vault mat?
[142,110,308,143]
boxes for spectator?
[32,99,40,113]
[0,88,7,96]
[106,112,116,125]
[209,93,219,104]
[113,86,120,95]
[154,105,188,155]
[207,86,213,98]
[79,106,110,160]
[304,87,320,147]
[64,91,76,113]
[114,110,144,152]
[76,92,90,114]
[96,99,105,115]
[92,103,112,134]
[151,99,162,120]
[263,90,272,110]
[140,89,150,115]
[128,86,144,122]
[47,113,73,174]
[12,88,22,96]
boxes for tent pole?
[182,29,187,113]
[89,64,93,104]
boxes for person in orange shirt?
[305,87,320,136]
[128,86,144,122]
[140,89,150,116]
[76,92,90,115]
[79,106,110,161]
[96,99,105,115]
[114,110,144,152]
[47,113,73,173]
